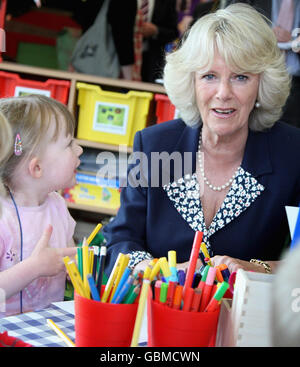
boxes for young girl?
[0,111,12,211]
[0,95,82,316]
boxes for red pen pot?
[147,290,220,347]
[74,288,138,347]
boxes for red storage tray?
[0,70,70,104]
[4,7,81,60]
[155,93,176,124]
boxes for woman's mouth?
[212,108,236,118]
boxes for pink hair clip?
[14,133,22,156]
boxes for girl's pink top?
[0,192,75,316]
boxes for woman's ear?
[28,157,43,178]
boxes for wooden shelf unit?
[0,61,166,214]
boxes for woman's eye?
[235,74,248,81]
[68,139,74,147]
[203,74,215,81]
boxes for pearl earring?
[255,101,261,108]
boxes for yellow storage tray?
[63,172,120,210]
[76,82,153,147]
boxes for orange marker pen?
[215,266,224,283]
[172,285,183,310]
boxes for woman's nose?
[215,79,233,101]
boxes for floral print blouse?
[128,166,265,268]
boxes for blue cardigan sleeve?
[102,130,151,276]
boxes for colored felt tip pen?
[182,287,194,312]
[168,250,177,268]
[184,231,203,295]
[130,279,150,347]
[96,245,107,296]
[229,271,237,294]
[199,266,216,312]
[150,260,161,281]
[204,281,229,312]
[178,269,186,286]
[200,242,212,266]
[101,252,122,303]
[154,280,162,302]
[192,272,202,288]
[87,223,102,245]
[215,266,224,283]
[172,285,183,310]
[109,254,130,302]
[76,246,83,280]
[197,265,210,292]
[87,274,100,301]
[166,280,176,307]
[111,266,132,303]
[160,282,168,304]
[112,275,134,304]
[143,265,152,280]
[190,288,202,312]
[219,264,231,282]
[168,251,178,282]
[159,257,172,279]
[124,284,140,304]
[81,240,90,298]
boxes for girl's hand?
[31,225,77,278]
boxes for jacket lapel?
[163,125,272,248]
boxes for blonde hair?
[163,3,291,131]
[0,95,75,189]
[0,112,12,213]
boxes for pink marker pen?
[199,267,216,312]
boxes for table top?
[0,301,147,347]
[0,304,75,347]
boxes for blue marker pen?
[113,275,135,304]
[87,274,100,301]
[111,266,131,303]
[178,270,186,286]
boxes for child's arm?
[68,238,75,247]
[0,225,77,299]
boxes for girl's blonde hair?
[0,94,75,190]
[163,3,291,131]
[0,111,12,206]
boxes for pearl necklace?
[197,133,240,191]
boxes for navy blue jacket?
[103,119,300,276]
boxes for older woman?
[103,3,300,276]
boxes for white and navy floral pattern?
[128,250,154,269]
[163,167,265,255]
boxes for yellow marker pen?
[109,254,129,302]
[63,256,87,298]
[149,259,161,281]
[131,266,151,347]
[159,257,172,278]
[200,242,212,266]
[168,250,178,282]
[101,253,122,303]
[87,223,102,245]
[81,239,90,297]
